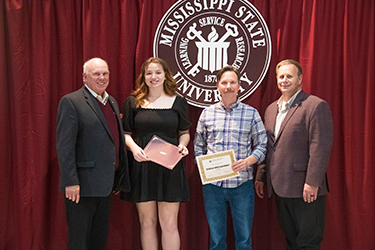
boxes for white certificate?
[196,150,239,185]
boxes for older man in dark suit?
[56,58,130,250]
[255,59,333,250]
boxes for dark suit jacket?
[56,86,130,197]
[256,90,333,198]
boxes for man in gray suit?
[56,58,130,250]
[255,59,333,250]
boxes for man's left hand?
[231,159,248,171]
[303,183,319,203]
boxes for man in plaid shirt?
[194,65,267,250]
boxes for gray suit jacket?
[56,86,130,197]
[256,90,333,198]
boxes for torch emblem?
[187,23,239,76]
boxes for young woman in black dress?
[121,57,190,250]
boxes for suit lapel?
[81,87,114,143]
[108,96,120,124]
[275,91,307,143]
[267,102,278,144]
[108,97,126,146]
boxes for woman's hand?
[177,129,190,157]
[131,146,148,162]
[178,144,189,156]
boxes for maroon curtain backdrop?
[1,0,374,249]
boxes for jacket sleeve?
[306,101,333,187]
[56,96,80,190]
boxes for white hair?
[83,58,108,73]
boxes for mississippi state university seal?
[154,0,271,108]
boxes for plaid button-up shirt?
[194,100,267,188]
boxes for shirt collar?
[85,84,109,105]
[218,99,240,111]
[277,89,301,112]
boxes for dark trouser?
[276,195,326,250]
[65,196,111,250]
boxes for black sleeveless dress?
[120,95,191,202]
